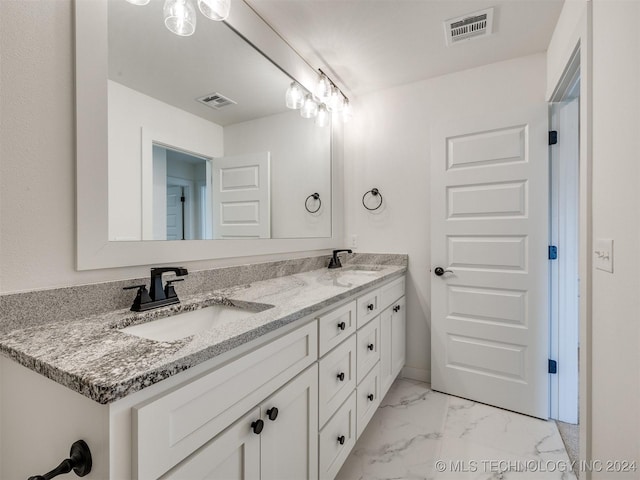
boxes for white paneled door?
[430,106,549,419]
[212,152,271,239]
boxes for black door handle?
[434,266,453,276]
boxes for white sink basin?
[119,304,258,342]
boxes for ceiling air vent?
[197,92,237,110]
[444,8,494,46]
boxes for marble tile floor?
[337,378,577,480]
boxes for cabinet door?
[380,307,393,397]
[261,365,318,480]
[390,296,406,379]
[163,408,261,480]
[380,296,406,398]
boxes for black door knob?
[393,305,401,312]
[434,266,453,276]
[337,372,345,381]
[251,419,264,434]
[266,407,279,421]
[367,303,374,311]
[367,393,374,401]
[337,435,346,445]
[337,321,346,331]
[367,343,374,351]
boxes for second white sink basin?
[119,304,262,342]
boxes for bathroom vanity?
[0,263,406,479]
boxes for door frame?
[548,32,593,475]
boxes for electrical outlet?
[594,238,613,273]
[351,234,358,249]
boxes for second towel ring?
[362,188,383,211]
[305,193,321,213]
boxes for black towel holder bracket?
[362,188,383,211]
[305,193,321,214]
[28,440,92,480]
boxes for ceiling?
[244,0,565,97]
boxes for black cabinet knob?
[337,321,346,331]
[337,372,345,382]
[266,407,279,421]
[367,303,374,311]
[367,343,374,351]
[393,305,401,313]
[337,435,346,445]
[368,393,374,401]
[251,419,264,435]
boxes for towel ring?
[305,193,321,213]
[362,188,383,211]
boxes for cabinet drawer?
[356,362,380,439]
[318,300,356,356]
[380,275,405,312]
[356,316,380,384]
[318,334,356,427]
[133,321,318,480]
[356,288,381,328]
[319,391,357,480]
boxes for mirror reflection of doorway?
[152,144,211,240]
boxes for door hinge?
[548,359,558,374]
[548,245,558,260]
[549,130,558,145]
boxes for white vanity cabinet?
[164,365,319,480]
[0,273,405,480]
[315,274,405,479]
[133,321,318,479]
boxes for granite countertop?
[0,264,406,404]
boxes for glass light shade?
[327,86,345,112]
[342,99,353,123]
[285,82,305,109]
[300,94,319,119]
[315,74,331,102]
[315,104,330,127]
[164,0,197,36]
[126,0,151,5]
[197,0,230,21]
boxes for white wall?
[344,53,547,381]
[224,110,332,238]
[589,1,640,476]
[108,81,223,241]
[0,0,338,293]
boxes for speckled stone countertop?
[0,264,406,404]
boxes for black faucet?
[328,249,353,269]
[124,267,189,312]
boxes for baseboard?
[400,366,430,384]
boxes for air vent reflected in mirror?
[197,92,237,110]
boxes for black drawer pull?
[266,407,279,421]
[337,321,346,331]
[367,303,374,311]
[337,372,345,382]
[251,419,264,434]
[367,343,374,351]
[393,305,401,313]
[368,393,374,401]
[337,435,346,445]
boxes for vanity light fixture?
[127,0,230,36]
[197,0,230,21]
[163,0,197,36]
[315,73,332,103]
[327,85,345,112]
[342,98,353,123]
[285,82,305,109]
[300,94,319,119]
[315,103,330,127]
